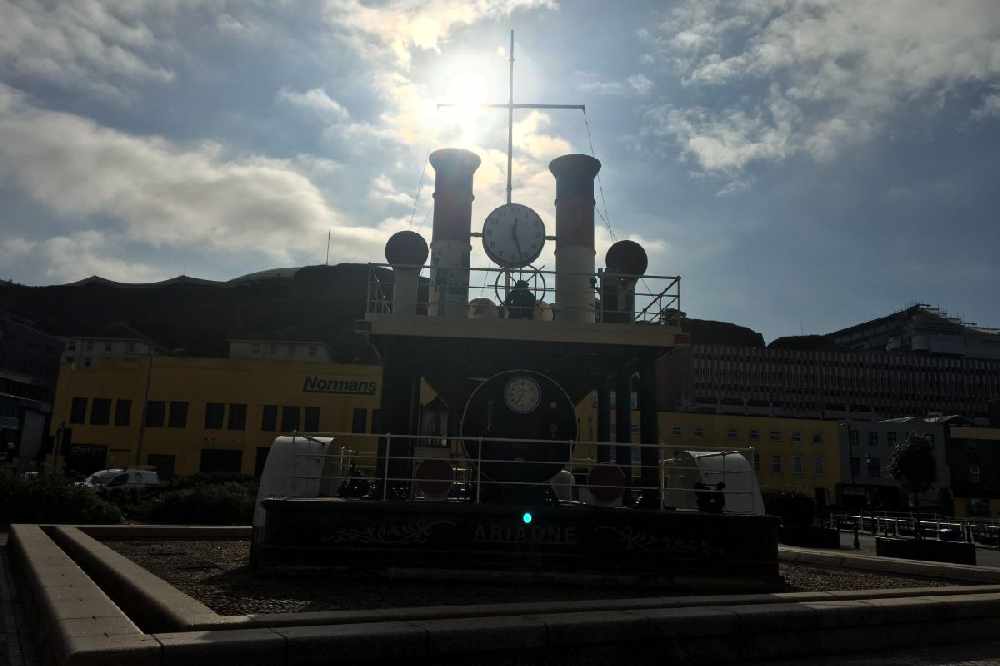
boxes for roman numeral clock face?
[482,203,545,268]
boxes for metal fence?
[365,263,681,324]
[274,432,758,514]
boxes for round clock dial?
[482,203,545,268]
[504,375,541,414]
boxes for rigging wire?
[407,155,430,228]
[582,108,616,243]
[583,108,659,314]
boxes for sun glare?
[439,59,494,146]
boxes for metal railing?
[273,432,758,514]
[366,263,682,325]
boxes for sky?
[1,0,999,342]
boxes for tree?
[888,434,936,515]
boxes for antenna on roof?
[325,230,331,265]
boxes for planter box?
[875,536,976,565]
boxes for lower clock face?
[504,375,541,414]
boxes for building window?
[887,431,897,446]
[227,404,247,431]
[815,456,824,476]
[168,401,189,428]
[927,433,936,446]
[970,464,981,484]
[67,342,76,351]
[792,455,803,475]
[308,345,317,357]
[868,432,879,447]
[204,403,225,429]
[867,457,880,478]
[812,433,823,444]
[351,408,367,434]
[770,431,782,441]
[694,426,704,438]
[199,449,242,475]
[304,406,320,431]
[849,430,860,448]
[671,425,682,436]
[792,432,801,443]
[115,399,131,426]
[281,406,300,432]
[750,430,760,441]
[89,398,111,425]
[251,343,261,355]
[727,429,737,440]
[104,342,112,353]
[126,342,136,353]
[69,398,87,423]
[145,401,166,427]
[261,405,277,432]
[770,455,782,473]
[850,456,861,477]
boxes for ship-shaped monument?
[253,33,780,588]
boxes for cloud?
[643,0,1000,173]
[278,87,351,122]
[325,0,557,68]
[577,72,654,96]
[0,0,181,99]
[644,88,795,173]
[972,88,1000,120]
[0,84,391,281]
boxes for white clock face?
[482,203,545,268]
[504,375,541,415]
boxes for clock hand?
[511,218,523,256]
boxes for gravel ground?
[107,540,954,616]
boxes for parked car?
[79,468,161,498]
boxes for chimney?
[384,231,428,316]
[549,154,601,323]
[428,148,481,318]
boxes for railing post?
[383,435,391,501]
[475,437,483,504]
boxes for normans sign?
[302,376,378,396]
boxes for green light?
[522,512,533,525]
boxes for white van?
[661,450,764,515]
[81,468,161,495]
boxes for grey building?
[837,416,959,510]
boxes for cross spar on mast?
[436,30,584,207]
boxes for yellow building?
[659,412,842,505]
[50,352,381,478]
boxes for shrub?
[139,481,256,525]
[762,489,815,529]
[0,472,123,526]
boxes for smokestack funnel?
[385,231,428,316]
[428,148,481,318]
[549,154,601,323]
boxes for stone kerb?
[13,523,1000,664]
[7,524,160,665]
[47,526,222,633]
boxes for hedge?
[0,472,123,526]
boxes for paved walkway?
[0,533,35,666]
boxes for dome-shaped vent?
[385,231,429,266]
[605,240,648,277]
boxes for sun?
[438,58,494,146]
